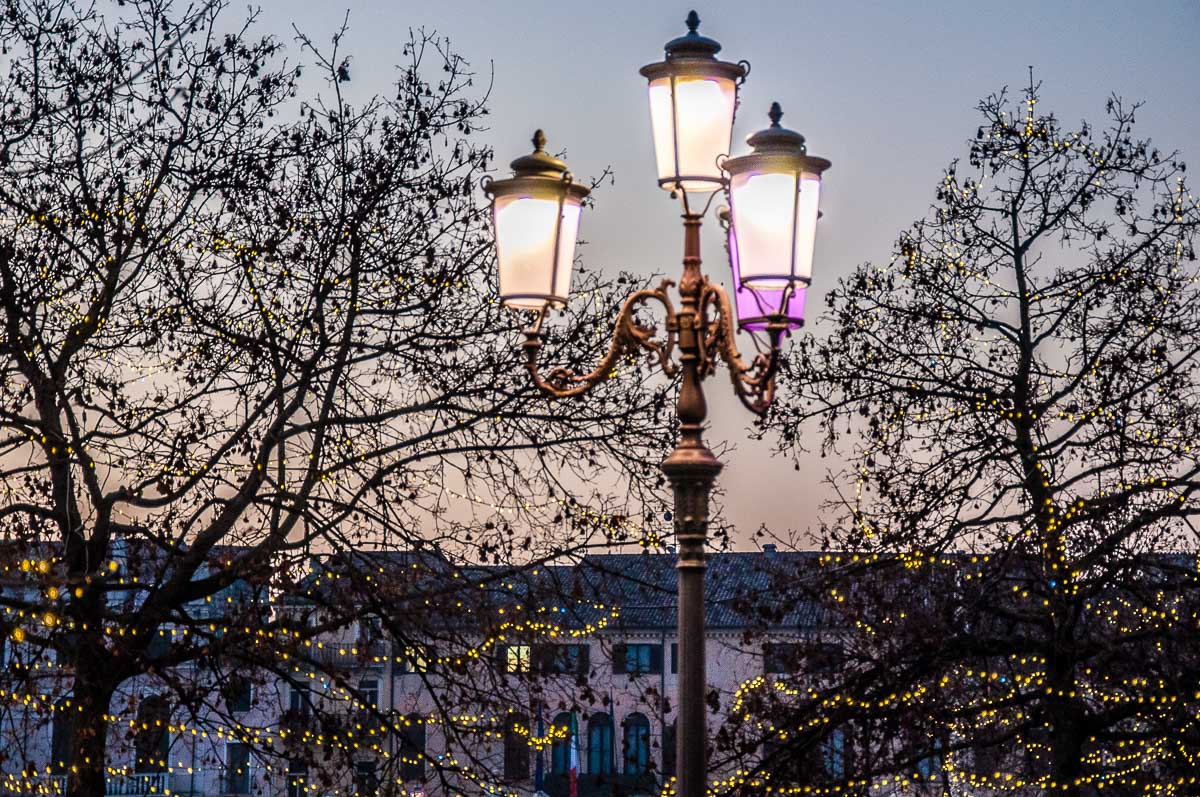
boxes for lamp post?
[482,13,829,797]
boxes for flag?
[568,712,580,797]
[534,707,545,793]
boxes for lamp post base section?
[663,443,721,797]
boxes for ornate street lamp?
[482,14,831,797]
[639,10,747,198]
[483,130,592,310]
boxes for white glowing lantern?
[724,103,830,288]
[483,130,591,310]
[639,11,746,195]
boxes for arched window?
[623,713,651,776]
[399,714,426,781]
[587,713,613,775]
[134,695,170,773]
[550,712,574,776]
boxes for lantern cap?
[508,129,572,178]
[663,10,723,59]
[745,102,807,155]
[724,102,831,178]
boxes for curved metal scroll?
[522,279,679,398]
[697,278,788,416]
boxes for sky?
[253,0,1200,544]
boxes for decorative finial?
[686,10,700,34]
[768,102,783,128]
[532,129,547,152]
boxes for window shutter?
[532,644,552,673]
[425,646,437,673]
[650,644,664,674]
[612,644,627,674]
[576,644,591,676]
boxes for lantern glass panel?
[728,224,805,331]
[647,75,737,192]
[791,174,822,284]
[494,194,582,309]
[729,170,798,288]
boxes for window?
[286,758,308,797]
[500,644,531,674]
[353,760,378,796]
[134,695,170,773]
[223,677,253,713]
[808,643,843,675]
[503,714,531,781]
[821,728,845,779]
[670,643,677,674]
[399,714,426,781]
[225,742,251,795]
[612,644,662,676]
[762,734,782,761]
[358,678,379,710]
[398,645,433,674]
[623,713,651,775]
[359,617,382,643]
[662,720,676,778]
[289,683,312,718]
[763,643,801,673]
[917,738,944,782]
[973,740,1008,777]
[536,644,590,676]
[550,712,574,776]
[587,713,614,775]
[50,700,74,774]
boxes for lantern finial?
[662,10,722,59]
[768,102,783,128]
[509,129,570,178]
[745,102,807,154]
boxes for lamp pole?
[663,209,722,797]
[482,15,830,797]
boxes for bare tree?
[0,1,670,794]
[749,80,1200,795]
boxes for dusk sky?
[259,0,1199,543]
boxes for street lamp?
[482,13,830,797]
[639,9,747,196]
[484,130,592,310]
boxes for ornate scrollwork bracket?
[696,278,790,416]
[521,279,680,398]
[521,270,790,416]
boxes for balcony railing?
[307,640,389,668]
[213,764,262,796]
[46,772,172,796]
[107,772,172,795]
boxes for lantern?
[639,11,746,194]
[724,103,830,288]
[483,130,591,309]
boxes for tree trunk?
[1047,660,1084,797]
[67,663,116,797]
